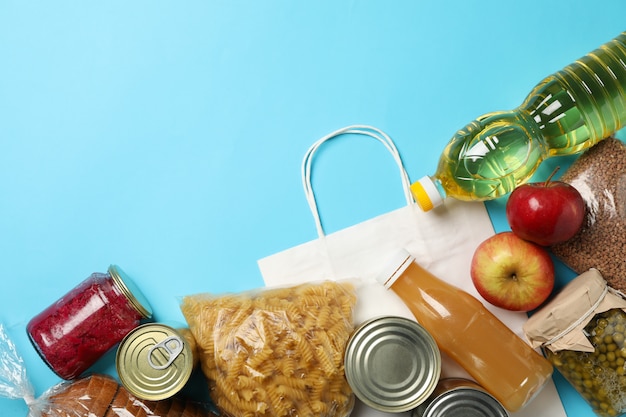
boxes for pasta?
[180,281,357,417]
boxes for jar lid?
[523,269,626,352]
[108,265,153,319]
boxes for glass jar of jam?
[524,269,626,417]
[27,265,153,380]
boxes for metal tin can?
[116,323,195,400]
[344,316,441,413]
[412,378,508,417]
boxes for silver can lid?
[344,316,441,413]
[412,383,509,417]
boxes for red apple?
[506,169,585,246]
[471,231,555,312]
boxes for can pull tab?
[148,335,184,370]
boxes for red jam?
[27,266,152,380]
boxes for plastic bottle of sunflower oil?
[412,31,626,211]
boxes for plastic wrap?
[40,374,218,417]
[180,280,357,417]
[0,323,219,417]
[551,137,626,292]
[0,323,35,407]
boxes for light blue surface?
[1,2,625,416]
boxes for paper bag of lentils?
[551,137,626,292]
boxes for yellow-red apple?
[470,232,555,312]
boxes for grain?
[552,138,626,292]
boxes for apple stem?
[544,166,560,187]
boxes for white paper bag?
[257,125,566,417]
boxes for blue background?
[1,1,625,416]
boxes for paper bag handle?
[302,125,414,238]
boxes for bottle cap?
[376,249,415,289]
[411,176,444,211]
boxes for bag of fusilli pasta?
[180,281,357,417]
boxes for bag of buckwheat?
[551,137,626,292]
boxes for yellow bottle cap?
[410,176,443,211]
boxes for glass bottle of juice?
[377,250,553,412]
[412,31,626,211]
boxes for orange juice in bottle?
[377,250,553,412]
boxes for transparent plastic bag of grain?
[551,137,626,292]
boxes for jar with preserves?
[524,269,626,417]
[27,265,153,380]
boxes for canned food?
[27,265,152,380]
[116,323,195,400]
[412,378,508,417]
[344,316,441,413]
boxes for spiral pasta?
[180,281,356,417]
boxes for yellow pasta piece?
[235,375,255,389]
[278,356,296,377]
[272,374,307,390]
[315,345,337,375]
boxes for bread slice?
[105,383,131,417]
[91,375,119,417]
[42,374,120,417]
[45,378,89,415]
[121,392,139,417]
[152,397,174,416]
[166,398,185,417]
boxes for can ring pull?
[148,335,184,370]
